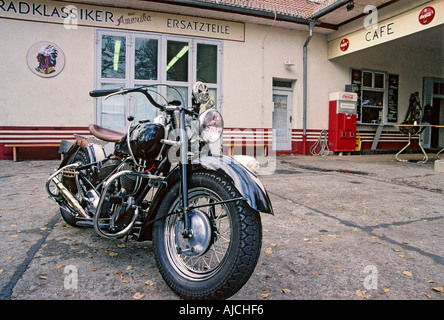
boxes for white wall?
[222,22,343,131]
[222,1,443,133]
[0,19,95,126]
[3,11,440,134]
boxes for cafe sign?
[0,0,245,41]
[328,0,443,59]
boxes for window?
[351,69,397,124]
[374,73,385,89]
[433,82,444,95]
[167,40,189,82]
[362,71,372,87]
[361,70,385,124]
[101,35,126,79]
[95,29,222,130]
[197,43,218,84]
[134,38,158,80]
[362,71,385,89]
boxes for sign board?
[0,0,245,41]
[329,92,358,102]
[328,0,444,59]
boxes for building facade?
[0,0,443,160]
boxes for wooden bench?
[5,144,61,162]
[228,143,268,157]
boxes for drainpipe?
[302,20,316,155]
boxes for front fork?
[178,108,192,237]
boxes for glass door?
[98,33,128,130]
[272,89,292,151]
[133,35,160,123]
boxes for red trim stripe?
[223,128,419,155]
[0,126,90,160]
[0,126,421,159]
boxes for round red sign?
[419,6,435,25]
[340,38,350,52]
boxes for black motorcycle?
[46,82,273,299]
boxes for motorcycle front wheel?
[152,171,262,300]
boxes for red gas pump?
[328,92,358,152]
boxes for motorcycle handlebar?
[89,88,121,97]
[89,87,165,111]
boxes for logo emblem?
[340,38,350,52]
[419,7,435,25]
[27,42,65,78]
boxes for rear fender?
[59,141,105,168]
[59,143,89,168]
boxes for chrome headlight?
[198,108,223,143]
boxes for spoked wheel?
[153,172,262,300]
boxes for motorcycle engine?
[98,158,120,181]
[120,162,137,193]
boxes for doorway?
[423,78,444,149]
[431,98,444,148]
[272,80,294,151]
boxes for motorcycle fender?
[137,155,273,242]
[195,156,273,215]
[58,143,87,168]
[58,141,105,168]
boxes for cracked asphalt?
[0,154,443,302]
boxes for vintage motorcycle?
[46,82,273,300]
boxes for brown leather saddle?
[89,124,124,142]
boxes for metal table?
[394,124,444,163]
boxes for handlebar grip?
[89,87,165,111]
[89,89,121,97]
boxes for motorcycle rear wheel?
[152,171,262,300]
[60,148,90,227]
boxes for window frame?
[351,68,393,125]
[94,28,223,130]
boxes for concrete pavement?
[0,153,443,301]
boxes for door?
[272,90,292,151]
[438,99,444,147]
[431,98,444,148]
[423,79,444,149]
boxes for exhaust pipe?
[46,166,90,219]
[51,176,90,219]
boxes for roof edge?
[155,0,320,26]
[309,0,350,19]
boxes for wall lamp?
[346,1,355,11]
[284,58,295,68]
